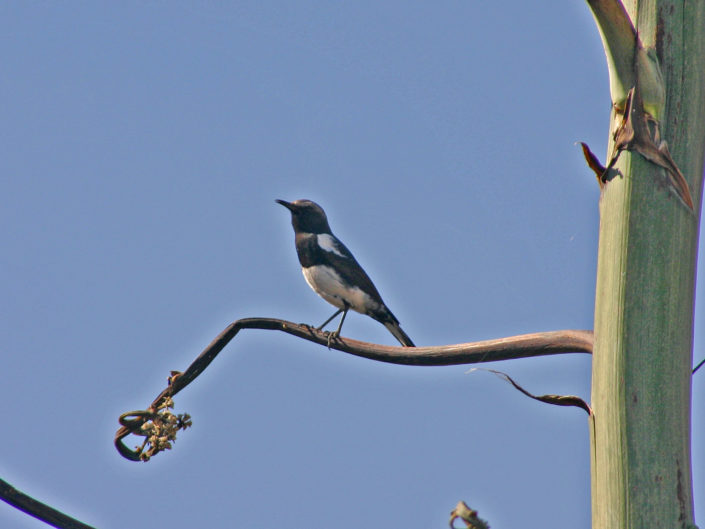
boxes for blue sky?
[1,2,702,528]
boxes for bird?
[276,199,415,347]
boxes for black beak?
[275,199,296,212]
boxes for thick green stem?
[590,1,705,528]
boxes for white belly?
[302,265,378,314]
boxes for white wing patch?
[316,233,346,258]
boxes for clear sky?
[1,2,702,528]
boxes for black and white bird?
[276,199,415,347]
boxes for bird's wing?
[313,234,387,308]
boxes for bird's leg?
[317,308,343,331]
[321,305,349,348]
[333,306,349,338]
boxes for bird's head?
[276,199,332,234]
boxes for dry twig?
[0,478,96,529]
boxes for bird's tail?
[384,321,415,347]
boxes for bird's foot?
[326,330,340,349]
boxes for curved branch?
[115,317,593,460]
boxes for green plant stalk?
[590,1,705,528]
[586,0,665,116]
